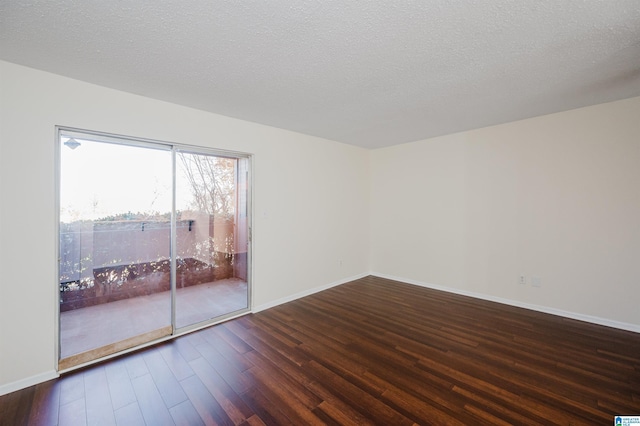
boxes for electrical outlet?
[532,276,541,287]
[519,275,527,285]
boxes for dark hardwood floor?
[2,275,640,425]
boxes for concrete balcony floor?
[60,278,248,359]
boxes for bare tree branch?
[178,153,235,218]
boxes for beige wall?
[371,96,640,328]
[0,61,370,393]
[1,58,639,395]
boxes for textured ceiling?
[1,1,639,149]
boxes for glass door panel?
[59,133,173,367]
[174,151,249,329]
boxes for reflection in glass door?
[58,132,173,368]
[174,151,249,329]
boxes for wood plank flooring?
[2,275,640,425]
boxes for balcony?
[59,217,248,360]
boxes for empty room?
[1,1,639,425]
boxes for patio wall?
[60,219,197,283]
[59,214,239,281]
[58,215,241,311]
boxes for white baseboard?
[0,370,59,397]
[252,272,369,313]
[371,272,640,334]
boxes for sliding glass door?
[174,151,249,329]
[58,129,251,369]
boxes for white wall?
[371,96,640,329]
[2,58,639,396]
[0,61,370,393]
